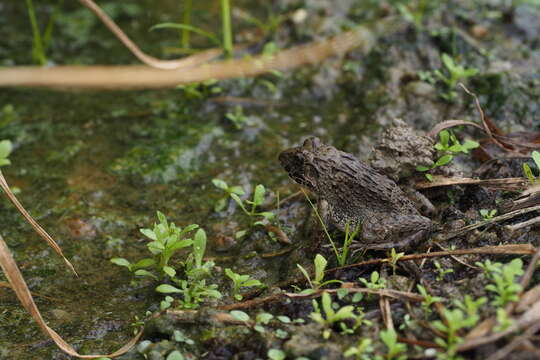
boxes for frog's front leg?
[358,213,432,250]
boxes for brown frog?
[279,137,433,249]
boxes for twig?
[505,216,540,232]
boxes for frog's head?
[278,137,324,191]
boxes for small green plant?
[379,328,407,360]
[434,53,479,101]
[453,295,486,325]
[434,261,454,281]
[417,284,444,318]
[25,0,63,64]
[225,105,251,129]
[297,254,341,293]
[225,268,263,300]
[150,0,234,57]
[111,211,197,280]
[212,178,245,212]
[479,209,497,220]
[416,130,479,181]
[267,349,286,360]
[522,150,540,184]
[385,248,405,275]
[303,191,358,266]
[344,338,374,360]
[310,292,362,339]
[359,271,386,290]
[390,0,433,29]
[494,308,514,332]
[176,79,222,100]
[156,228,222,308]
[213,180,275,228]
[433,307,478,359]
[477,258,524,306]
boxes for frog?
[278,137,433,249]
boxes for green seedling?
[391,0,433,29]
[303,190,358,266]
[417,284,444,318]
[25,0,63,64]
[225,268,263,300]
[111,211,197,281]
[297,254,341,293]
[416,130,479,181]
[434,261,454,281]
[433,307,478,359]
[267,349,286,360]
[453,295,486,326]
[477,258,524,306]
[494,308,514,332]
[176,79,222,100]
[385,248,405,275]
[523,150,540,184]
[225,105,251,129]
[359,271,386,290]
[212,178,245,212]
[310,292,360,339]
[344,338,374,360]
[150,0,234,57]
[434,53,478,101]
[479,209,497,220]
[379,328,407,360]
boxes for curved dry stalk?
[78,0,222,69]
[0,170,76,275]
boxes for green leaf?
[110,258,131,268]
[297,264,312,287]
[166,350,185,360]
[441,53,455,72]
[258,211,275,220]
[277,315,291,323]
[193,229,207,267]
[435,154,453,167]
[253,184,266,206]
[163,266,176,277]
[438,130,450,147]
[156,284,183,293]
[225,268,238,280]
[131,258,155,270]
[230,310,250,322]
[150,23,220,45]
[0,140,12,161]
[229,186,245,196]
[212,178,228,190]
[425,173,433,182]
[314,254,327,284]
[267,349,286,360]
[533,151,540,169]
[140,228,157,240]
[242,279,262,287]
[416,165,431,172]
[134,269,158,280]
[256,312,274,324]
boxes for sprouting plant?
[379,328,407,360]
[479,209,497,220]
[156,229,222,308]
[385,248,405,275]
[267,349,286,360]
[390,0,434,29]
[176,79,222,100]
[476,258,524,306]
[150,0,234,57]
[303,191,358,266]
[434,53,478,101]
[219,182,275,226]
[453,295,486,325]
[416,130,479,181]
[434,261,454,281]
[25,0,63,65]
[359,271,386,290]
[253,312,274,334]
[344,338,374,360]
[522,150,540,184]
[310,292,359,339]
[297,254,341,293]
[225,105,251,129]
[225,268,263,300]
[111,211,197,281]
[212,178,245,212]
[417,284,444,318]
[494,308,514,332]
[433,307,477,359]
